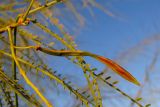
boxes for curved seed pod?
[95,56,140,86]
[36,47,140,86]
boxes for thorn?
[97,72,104,76]
[105,76,111,80]
[112,81,119,85]
[91,68,97,71]
[145,104,151,107]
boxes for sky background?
[1,0,160,107]
[48,0,160,107]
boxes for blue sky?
[50,0,160,107]
[17,0,160,106]
[1,0,160,107]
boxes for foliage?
[0,0,150,107]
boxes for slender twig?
[14,46,35,49]
[29,0,63,15]
[33,21,103,106]
[0,70,42,107]
[65,56,144,107]
[0,50,90,107]
[7,27,53,107]
[0,23,19,33]
[13,15,19,107]
[22,0,34,22]
[0,50,144,107]
[0,81,14,107]
[12,1,34,102]
[35,47,140,85]
[0,0,64,33]
[93,73,144,107]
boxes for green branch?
[33,20,103,106]
[0,0,64,33]
[0,70,42,107]
[22,0,34,22]
[0,50,91,107]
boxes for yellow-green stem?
[7,27,53,107]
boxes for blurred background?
[0,0,160,107]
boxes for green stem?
[36,47,96,57]
[0,0,63,33]
[13,18,18,107]
[29,0,62,15]
[22,0,34,22]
